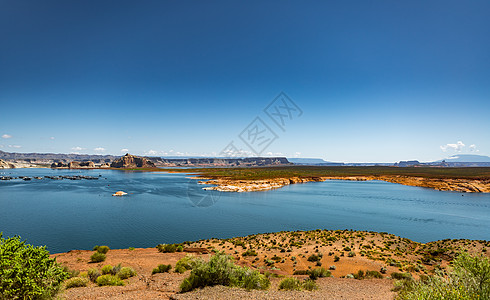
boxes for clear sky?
[1,0,489,162]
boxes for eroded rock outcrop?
[110,153,156,168]
[51,161,95,168]
[0,159,15,169]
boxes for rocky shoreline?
[200,175,490,193]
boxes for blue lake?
[0,168,489,253]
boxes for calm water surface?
[0,168,489,253]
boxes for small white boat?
[112,191,127,196]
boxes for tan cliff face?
[0,159,16,169]
[110,153,156,168]
[200,176,490,193]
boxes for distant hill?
[288,158,344,166]
[437,154,490,163]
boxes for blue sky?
[1,0,489,162]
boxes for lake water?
[0,168,489,253]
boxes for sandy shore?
[200,175,490,193]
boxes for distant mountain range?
[436,154,490,163]
[1,150,489,167]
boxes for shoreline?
[199,175,490,193]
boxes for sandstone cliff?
[0,159,15,169]
[50,161,95,168]
[110,153,156,168]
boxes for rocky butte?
[110,153,156,168]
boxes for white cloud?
[94,147,106,152]
[120,148,129,153]
[8,145,21,148]
[146,150,158,155]
[2,134,12,139]
[294,152,302,157]
[50,137,55,140]
[440,141,465,152]
[469,144,478,152]
[71,146,84,151]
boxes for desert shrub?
[152,264,172,274]
[88,268,101,282]
[334,255,340,262]
[65,277,89,289]
[279,277,302,290]
[96,274,124,286]
[62,265,80,279]
[348,251,356,257]
[242,249,258,256]
[117,267,136,279]
[101,264,113,275]
[365,270,383,279]
[179,252,270,292]
[293,270,309,275]
[175,255,198,273]
[111,263,122,275]
[307,254,321,262]
[302,278,319,291]
[396,253,490,300]
[0,234,68,299]
[90,252,106,263]
[354,270,365,279]
[156,243,178,253]
[391,272,412,280]
[95,245,110,254]
[309,267,331,280]
[128,247,135,251]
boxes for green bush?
[96,274,124,286]
[65,277,89,289]
[279,277,302,290]
[177,245,184,252]
[334,255,340,262]
[90,252,106,263]
[175,255,198,273]
[309,267,331,280]
[152,264,172,274]
[307,254,321,262]
[179,252,270,292]
[0,234,68,299]
[117,267,136,279]
[62,265,80,279]
[302,278,319,291]
[96,245,110,254]
[365,270,383,279]
[348,251,356,257]
[396,253,490,300]
[391,272,412,280]
[101,264,113,275]
[242,249,258,256]
[88,268,101,282]
[156,243,178,253]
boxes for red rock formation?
[110,153,156,168]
